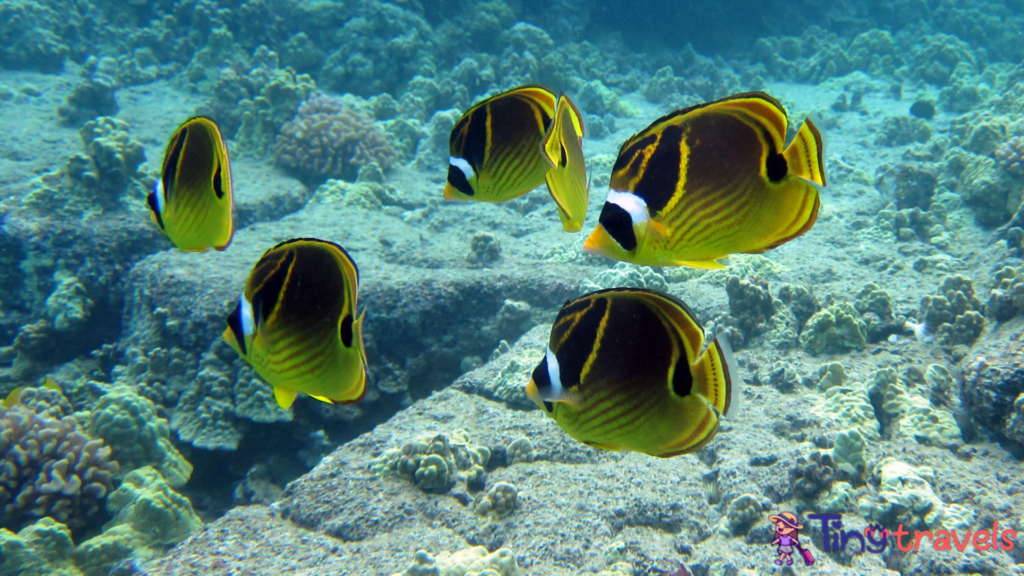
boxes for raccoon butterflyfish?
[583,92,826,268]
[525,288,738,458]
[445,85,589,232]
[147,116,234,252]
[223,238,367,409]
[1,377,63,408]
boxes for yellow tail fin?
[783,118,826,186]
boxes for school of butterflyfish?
[146,89,826,457]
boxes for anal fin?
[273,386,298,409]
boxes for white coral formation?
[392,546,521,576]
[857,459,973,530]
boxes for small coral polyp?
[274,93,395,186]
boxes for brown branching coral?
[0,404,119,533]
[274,93,395,187]
[994,135,1024,176]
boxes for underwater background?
[2,0,1024,574]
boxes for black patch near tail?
[340,314,354,348]
[213,164,224,199]
[672,358,694,398]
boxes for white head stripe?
[449,156,475,180]
[606,190,649,224]
[154,180,166,213]
[544,347,563,401]
[239,295,255,336]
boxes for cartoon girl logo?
[769,512,814,567]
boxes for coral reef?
[817,362,846,391]
[70,467,201,576]
[985,265,1024,321]
[494,300,534,343]
[23,117,148,216]
[274,93,395,187]
[391,546,521,576]
[0,517,82,576]
[320,3,435,97]
[776,283,819,329]
[857,459,973,530]
[815,382,880,440]
[0,404,118,533]
[944,146,1020,226]
[309,178,400,210]
[505,437,536,465]
[920,275,985,349]
[170,351,292,451]
[0,1,68,73]
[876,116,931,147]
[722,493,765,536]
[875,201,954,249]
[787,451,836,501]
[84,391,193,488]
[724,276,774,345]
[994,135,1024,176]
[198,46,316,156]
[58,77,118,127]
[831,429,867,478]
[370,430,491,494]
[960,350,1024,454]
[798,302,867,355]
[467,233,502,267]
[579,262,668,295]
[472,481,518,518]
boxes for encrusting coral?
[920,275,985,349]
[391,546,521,576]
[857,459,973,531]
[70,466,202,576]
[798,302,867,354]
[85,391,193,488]
[0,404,119,533]
[198,45,316,157]
[0,517,82,576]
[23,117,147,216]
[471,481,518,518]
[274,93,395,187]
[370,430,491,494]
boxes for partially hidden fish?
[147,116,234,252]
[223,238,367,409]
[525,288,738,457]
[584,92,826,268]
[445,85,589,232]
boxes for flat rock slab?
[146,320,1024,576]
[122,198,589,402]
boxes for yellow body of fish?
[445,85,589,232]
[223,238,367,409]
[147,116,234,252]
[2,377,63,408]
[525,288,737,458]
[584,92,826,268]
